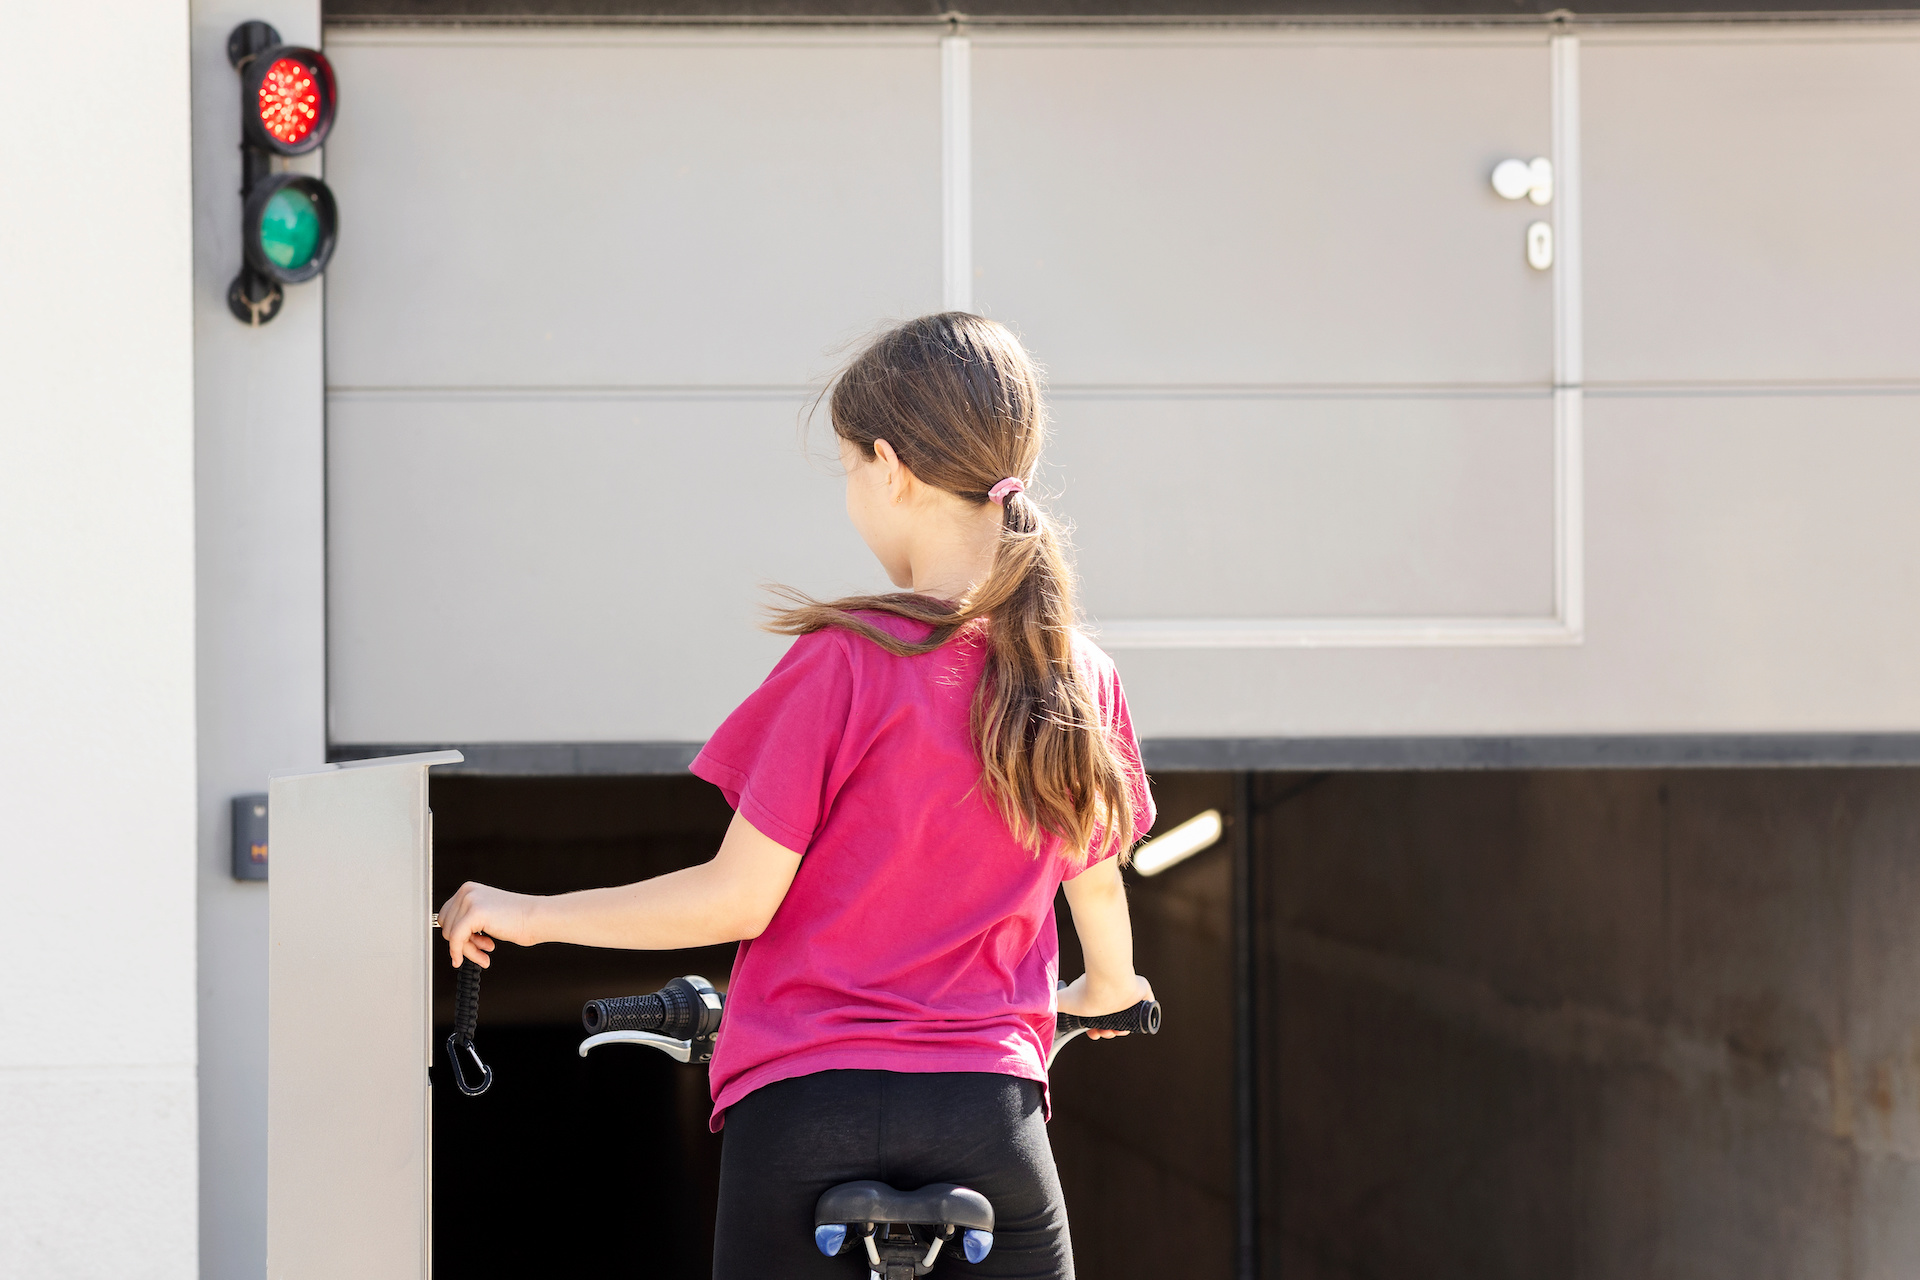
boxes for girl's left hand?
[438,881,541,968]
[1057,971,1155,1040]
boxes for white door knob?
[1491,157,1553,206]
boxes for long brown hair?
[769,313,1139,864]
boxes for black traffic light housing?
[227,21,340,325]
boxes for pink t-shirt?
[690,615,1153,1131]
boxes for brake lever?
[578,1029,697,1063]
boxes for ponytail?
[767,314,1139,864]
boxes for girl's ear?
[871,439,909,503]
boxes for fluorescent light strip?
[1132,809,1224,878]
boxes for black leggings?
[712,1070,1072,1279]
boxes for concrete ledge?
[332,734,1920,775]
[330,741,705,774]
[1141,734,1920,770]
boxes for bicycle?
[445,958,1160,1278]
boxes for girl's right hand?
[438,881,542,968]
[1057,972,1154,1040]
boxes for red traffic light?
[239,45,335,155]
[258,57,324,148]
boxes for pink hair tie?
[988,477,1026,505]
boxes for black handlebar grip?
[582,992,669,1034]
[1057,999,1161,1036]
[582,976,723,1041]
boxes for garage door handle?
[1491,156,1553,206]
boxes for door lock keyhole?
[1526,221,1554,271]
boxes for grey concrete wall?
[1260,768,1920,1280]
[190,4,330,1278]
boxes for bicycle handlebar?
[1056,999,1161,1037]
[577,979,1160,1070]
[581,975,724,1041]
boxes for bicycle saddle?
[814,1180,994,1276]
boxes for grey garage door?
[323,23,1920,750]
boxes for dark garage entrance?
[426,771,1237,1279]
[426,765,1920,1280]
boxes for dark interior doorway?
[429,774,733,1274]
[427,770,1238,1277]
[1255,766,1920,1280]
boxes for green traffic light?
[258,186,321,271]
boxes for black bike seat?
[814,1180,994,1232]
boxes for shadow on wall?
[1261,768,1920,1280]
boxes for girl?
[437,312,1155,1279]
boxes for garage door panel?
[973,36,1555,387]
[1585,31,1920,384]
[1051,394,1557,623]
[1101,392,1920,740]
[324,33,943,388]
[327,393,883,743]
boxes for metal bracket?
[226,19,280,70]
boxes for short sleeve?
[1068,641,1156,874]
[691,631,856,855]
[1109,676,1155,841]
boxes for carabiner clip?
[444,1032,493,1097]
[444,948,493,1096]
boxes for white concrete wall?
[189,4,329,1280]
[0,4,200,1278]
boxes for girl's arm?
[1057,856,1154,1039]
[437,810,802,968]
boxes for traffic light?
[226,21,339,325]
